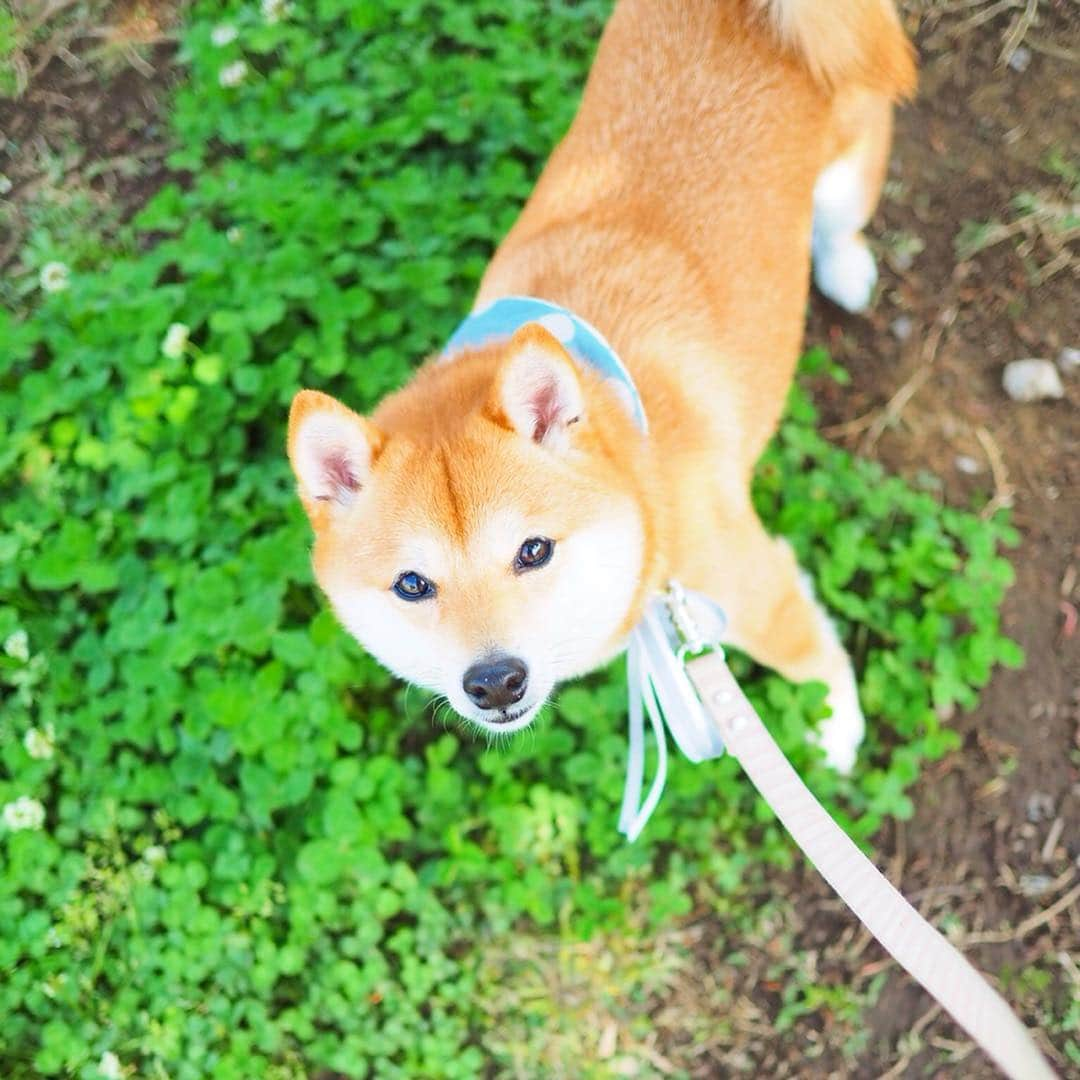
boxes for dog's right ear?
[287,390,384,527]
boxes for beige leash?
[685,650,1057,1080]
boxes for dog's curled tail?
[754,0,916,99]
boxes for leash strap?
[685,649,1057,1080]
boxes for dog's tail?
[753,0,916,98]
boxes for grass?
[0,0,167,99]
[0,1,1038,1077]
[954,149,1080,283]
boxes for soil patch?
[776,7,1078,1074]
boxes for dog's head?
[287,324,652,735]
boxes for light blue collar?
[444,296,649,432]
[444,296,726,842]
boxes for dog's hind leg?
[687,506,865,772]
[812,92,895,314]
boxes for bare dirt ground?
[751,4,1079,1075]
[621,5,1078,1077]
[3,1,1076,1077]
[0,0,179,288]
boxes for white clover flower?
[219,60,249,88]
[211,23,238,46]
[23,724,55,761]
[0,174,12,195]
[143,844,166,866]
[4,628,29,662]
[39,261,70,294]
[45,925,63,949]
[98,1051,123,1080]
[226,226,243,244]
[261,0,294,23]
[160,322,190,360]
[2,796,46,832]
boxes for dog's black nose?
[462,656,528,711]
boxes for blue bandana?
[443,296,649,432]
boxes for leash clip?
[665,580,726,660]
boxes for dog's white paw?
[813,235,878,314]
[813,674,866,774]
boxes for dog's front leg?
[679,502,865,772]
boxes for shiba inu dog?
[287,0,916,771]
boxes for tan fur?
[288,0,916,765]
[754,0,916,98]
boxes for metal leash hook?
[618,581,1057,1079]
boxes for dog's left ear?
[493,323,583,450]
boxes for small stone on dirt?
[1007,46,1032,73]
[1018,873,1055,898]
[1025,790,1055,824]
[890,315,914,342]
[955,454,981,475]
[1058,347,1080,375]
[1002,359,1064,402]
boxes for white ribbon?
[617,633,669,841]
[618,588,728,841]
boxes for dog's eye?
[392,571,435,601]
[515,537,554,572]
